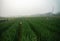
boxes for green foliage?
[0,17,60,41]
[0,21,20,41]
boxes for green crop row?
[0,20,17,38]
[0,21,20,41]
[26,17,60,41]
[21,20,37,41]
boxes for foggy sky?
[0,0,60,17]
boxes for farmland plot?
[0,17,60,41]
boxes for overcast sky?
[0,0,60,17]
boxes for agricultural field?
[0,16,60,41]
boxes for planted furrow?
[21,20,37,41]
[13,21,22,41]
[0,21,19,41]
[28,21,42,41]
[0,20,16,38]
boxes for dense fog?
[0,0,60,17]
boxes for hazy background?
[0,0,60,17]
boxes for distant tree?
[56,12,60,16]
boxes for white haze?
[0,0,59,17]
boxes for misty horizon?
[0,0,60,17]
